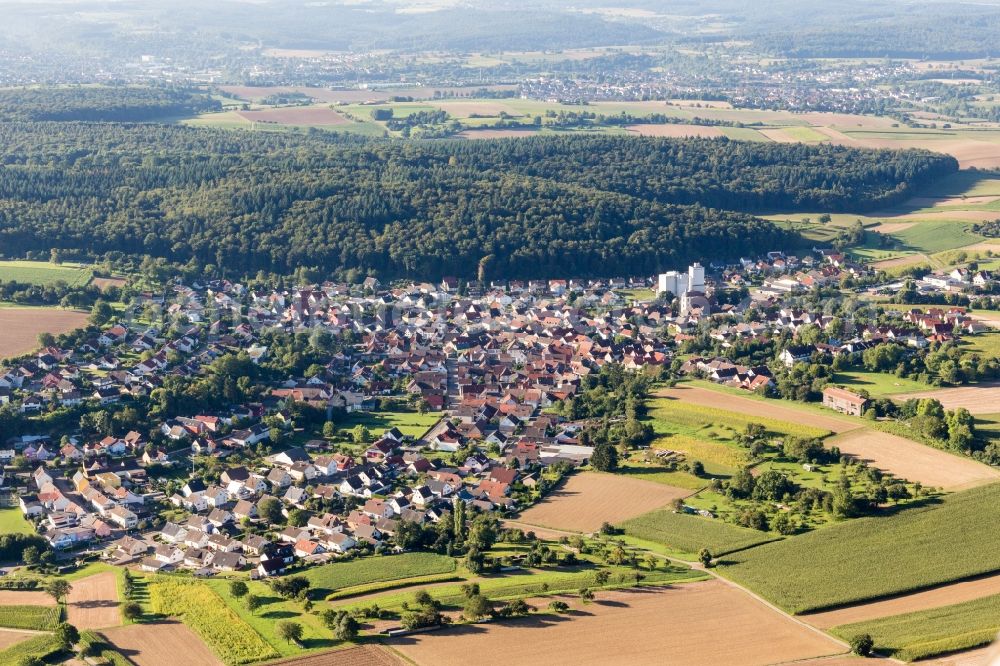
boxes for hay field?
[626,124,726,138]
[653,385,856,433]
[103,621,222,666]
[827,430,1000,490]
[894,384,1000,416]
[457,129,540,139]
[0,308,88,359]
[387,582,844,666]
[66,572,120,630]
[804,572,1000,629]
[514,472,690,533]
[236,107,348,126]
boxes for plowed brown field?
[0,591,56,606]
[103,621,221,666]
[0,308,88,359]
[827,429,1000,490]
[514,472,690,533]
[388,581,845,666]
[67,572,120,630]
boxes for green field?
[0,507,34,535]
[621,509,779,556]
[0,260,92,287]
[831,369,930,397]
[338,410,442,439]
[831,593,1000,661]
[646,397,831,441]
[782,126,830,142]
[720,484,1000,613]
[957,331,1000,358]
[0,633,60,664]
[891,220,984,254]
[301,552,457,597]
[204,578,335,657]
[0,605,60,630]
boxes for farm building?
[822,387,868,417]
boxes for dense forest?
[0,88,220,122]
[0,123,956,280]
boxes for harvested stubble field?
[625,124,726,138]
[720,484,1000,613]
[826,429,1000,490]
[0,308,88,359]
[387,581,844,666]
[236,107,348,126]
[895,384,1000,416]
[457,129,540,139]
[514,472,690,533]
[652,385,853,433]
[103,621,222,666]
[621,508,778,556]
[67,572,121,630]
[0,591,55,606]
[804,571,1000,629]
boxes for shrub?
[850,633,874,657]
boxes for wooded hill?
[0,123,957,280]
[0,88,220,122]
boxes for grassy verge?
[719,484,1000,613]
[831,593,1000,661]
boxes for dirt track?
[387,581,845,666]
[653,386,858,433]
[103,621,222,666]
[827,429,1000,490]
[514,472,690,533]
[67,572,121,630]
[803,572,1000,629]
